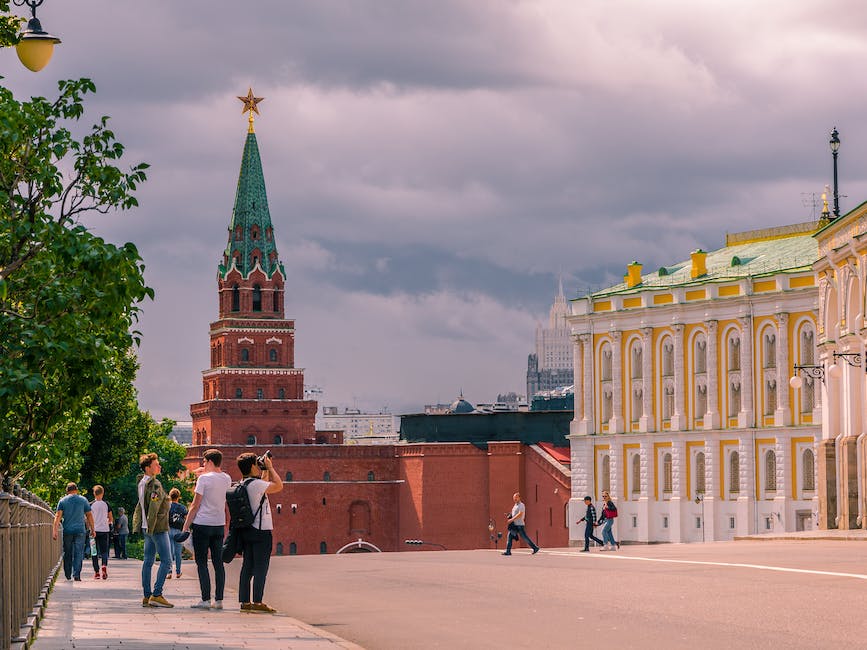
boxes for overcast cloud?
[4,1,867,418]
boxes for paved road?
[249,541,867,650]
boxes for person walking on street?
[597,490,620,551]
[114,507,129,559]
[578,495,604,552]
[52,482,95,581]
[167,488,188,579]
[182,448,232,609]
[132,453,173,608]
[89,485,114,579]
[236,451,283,613]
[502,492,540,556]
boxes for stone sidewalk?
[30,559,362,650]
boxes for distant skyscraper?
[526,279,573,398]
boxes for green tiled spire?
[219,131,283,279]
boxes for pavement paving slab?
[31,558,362,650]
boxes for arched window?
[601,344,612,381]
[694,337,707,374]
[799,327,817,414]
[765,450,777,491]
[729,452,740,493]
[269,348,278,362]
[631,454,641,495]
[631,344,643,379]
[289,542,297,555]
[247,435,256,445]
[323,471,331,482]
[662,384,674,421]
[285,471,293,482]
[662,341,674,377]
[367,471,375,481]
[695,452,706,495]
[275,542,283,555]
[252,284,262,312]
[766,332,777,367]
[319,541,327,554]
[662,453,673,493]
[231,285,240,312]
[274,434,283,445]
[729,336,741,371]
[602,389,613,422]
[278,388,285,399]
[730,381,741,417]
[256,388,264,400]
[765,379,777,416]
[601,455,611,493]
[241,348,250,363]
[235,388,243,399]
[802,449,815,491]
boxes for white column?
[774,437,788,531]
[737,435,756,535]
[775,313,791,426]
[569,436,593,546]
[580,334,595,435]
[610,331,624,433]
[703,440,716,541]
[671,324,686,430]
[705,320,721,429]
[739,316,755,429]
[570,334,584,436]
[640,327,654,432]
[638,440,652,542]
[670,439,684,541]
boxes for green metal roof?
[591,226,819,299]
[219,132,284,280]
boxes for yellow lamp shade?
[16,18,61,72]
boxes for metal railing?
[0,477,61,650]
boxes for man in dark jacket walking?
[577,495,604,552]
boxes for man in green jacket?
[132,453,173,607]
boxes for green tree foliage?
[106,418,194,521]
[0,2,22,49]
[78,350,151,489]
[0,77,152,480]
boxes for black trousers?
[584,524,604,550]
[239,528,272,604]
[91,531,110,572]
[192,523,225,601]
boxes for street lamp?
[830,127,841,219]
[13,0,60,72]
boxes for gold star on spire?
[237,88,264,133]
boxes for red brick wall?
[183,442,569,555]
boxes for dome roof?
[448,395,475,414]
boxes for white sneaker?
[191,600,211,609]
[212,601,223,610]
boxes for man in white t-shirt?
[89,485,114,579]
[182,448,232,609]
[235,451,283,613]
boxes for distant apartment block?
[527,279,574,398]
[320,407,399,445]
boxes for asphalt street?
[234,541,867,650]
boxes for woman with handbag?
[597,490,620,551]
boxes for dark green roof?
[219,132,284,279]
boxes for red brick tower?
[190,90,317,447]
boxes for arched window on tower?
[241,348,250,363]
[231,285,240,312]
[278,388,285,399]
[274,434,283,445]
[253,285,262,312]
[247,435,256,445]
[269,348,278,362]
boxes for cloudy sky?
[4,1,867,419]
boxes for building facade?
[527,280,574,398]
[813,199,867,531]
[567,223,821,544]
[320,407,399,445]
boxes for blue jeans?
[601,518,617,546]
[62,532,86,579]
[142,531,172,598]
[169,528,184,575]
[505,525,538,554]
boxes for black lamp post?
[830,127,841,219]
[12,0,60,72]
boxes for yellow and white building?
[567,222,821,543]
[814,200,867,532]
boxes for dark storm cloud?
[4,0,867,417]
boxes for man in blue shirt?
[577,495,604,552]
[52,482,95,581]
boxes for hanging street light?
[13,0,60,72]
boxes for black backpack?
[226,478,266,529]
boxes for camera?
[256,450,272,469]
